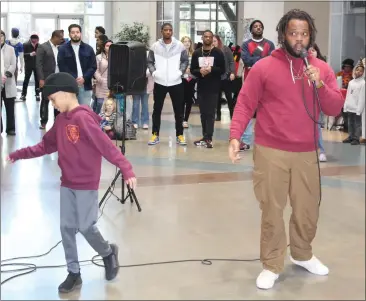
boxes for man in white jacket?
[343,61,365,145]
[147,23,189,146]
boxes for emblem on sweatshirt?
[66,125,80,144]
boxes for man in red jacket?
[229,9,344,290]
[7,72,137,294]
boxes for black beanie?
[43,72,79,99]
[250,20,264,32]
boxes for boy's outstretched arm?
[7,126,58,162]
[78,114,137,189]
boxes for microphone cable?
[301,76,323,207]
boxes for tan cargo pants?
[253,144,320,274]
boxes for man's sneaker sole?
[58,278,82,294]
[148,140,160,145]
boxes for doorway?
[32,15,84,44]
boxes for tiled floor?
[1,91,365,300]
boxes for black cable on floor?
[0,182,261,286]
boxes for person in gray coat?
[1,30,17,135]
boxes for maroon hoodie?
[9,105,135,190]
[230,48,344,152]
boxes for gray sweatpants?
[60,187,112,273]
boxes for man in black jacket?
[190,30,225,148]
[36,30,64,129]
[57,24,96,106]
[20,33,40,101]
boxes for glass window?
[85,1,105,14]
[159,1,238,44]
[179,21,191,39]
[83,15,104,52]
[1,2,8,13]
[9,2,31,13]
[8,13,32,42]
[217,22,237,46]
[34,18,56,44]
[59,18,83,38]
[30,2,84,14]
[180,4,191,20]
[1,17,6,33]
[195,4,210,20]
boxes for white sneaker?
[133,124,138,129]
[319,153,327,162]
[183,121,189,128]
[256,269,279,290]
[290,255,329,276]
[143,124,149,129]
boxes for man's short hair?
[68,24,82,33]
[51,30,63,38]
[161,23,173,30]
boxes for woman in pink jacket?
[94,40,113,113]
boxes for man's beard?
[252,32,263,40]
[71,37,81,43]
[284,40,309,58]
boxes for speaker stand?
[98,92,141,212]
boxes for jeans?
[77,86,92,106]
[132,93,149,125]
[347,112,362,141]
[240,119,254,145]
[318,124,325,154]
[95,98,104,114]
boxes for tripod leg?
[127,186,142,212]
[99,170,121,208]
[121,176,125,204]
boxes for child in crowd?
[100,98,117,139]
[7,72,137,294]
[343,60,365,145]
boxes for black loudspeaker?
[108,41,147,94]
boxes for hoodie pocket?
[167,70,182,83]
[153,70,164,83]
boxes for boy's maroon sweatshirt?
[9,105,135,190]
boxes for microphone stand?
[98,85,141,212]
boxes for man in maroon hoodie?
[7,72,137,293]
[229,9,344,289]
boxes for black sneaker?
[343,137,352,143]
[103,244,119,281]
[351,139,360,145]
[194,138,206,146]
[205,139,213,148]
[58,272,82,293]
[20,95,26,101]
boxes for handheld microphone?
[299,48,310,68]
[300,48,317,89]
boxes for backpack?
[113,113,137,140]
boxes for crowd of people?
[1,17,364,154]
[1,8,365,294]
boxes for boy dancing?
[7,72,137,293]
